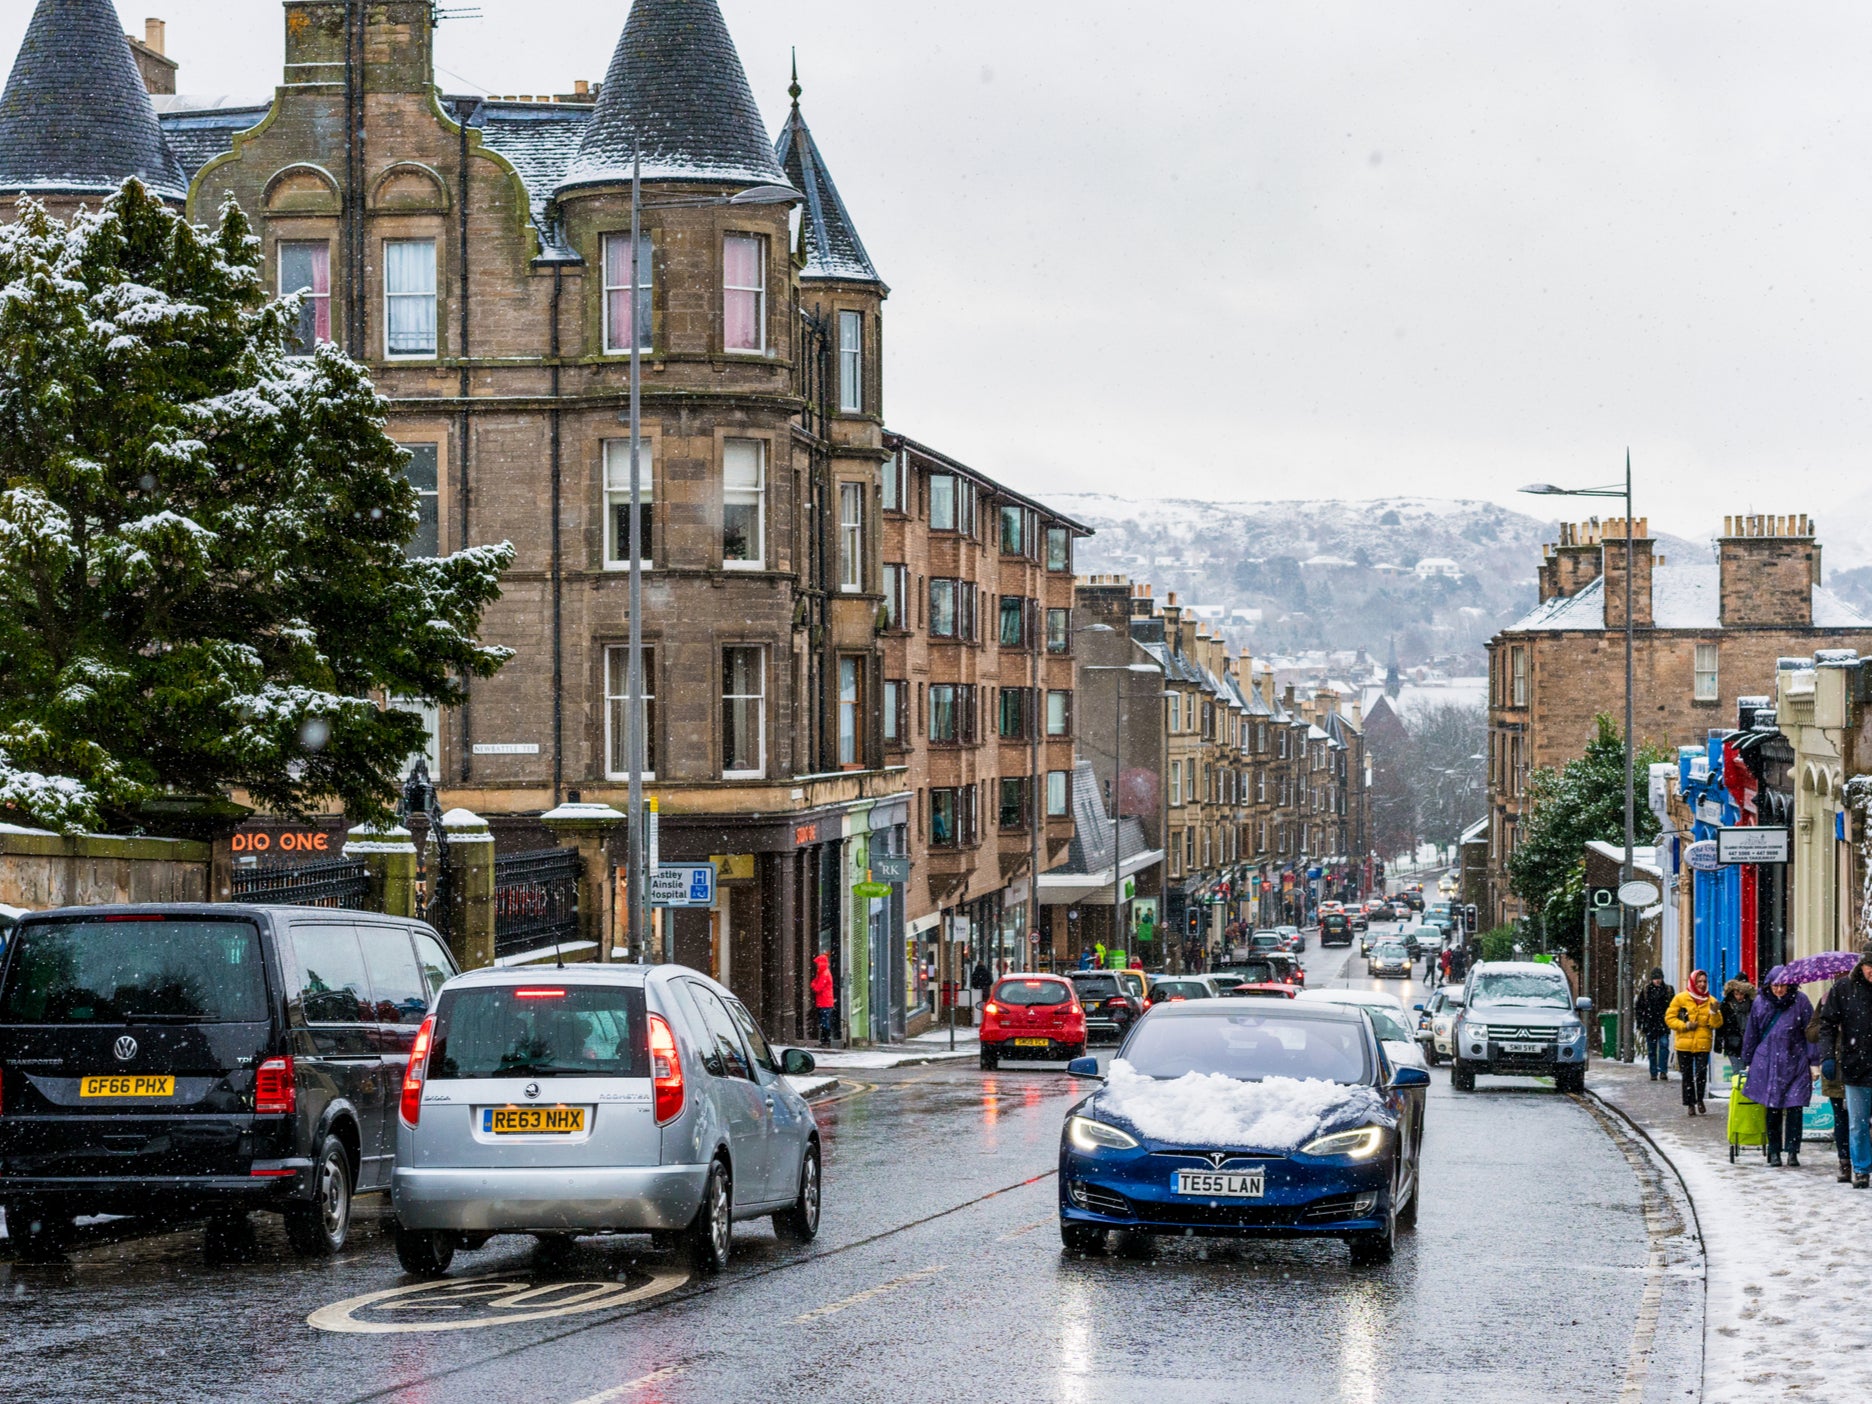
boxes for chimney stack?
[125,14,178,94]
[1600,517,1654,630]
[1719,512,1816,628]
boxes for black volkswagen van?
[0,905,455,1261]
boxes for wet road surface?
[0,930,1701,1404]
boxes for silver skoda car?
[390,964,821,1276]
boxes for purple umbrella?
[1777,951,1861,986]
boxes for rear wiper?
[492,1062,590,1077]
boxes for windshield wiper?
[491,1061,592,1077]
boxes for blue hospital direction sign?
[647,864,717,908]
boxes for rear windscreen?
[0,920,269,1024]
[995,979,1071,1007]
[430,984,648,1079]
[1072,975,1121,998]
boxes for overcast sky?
[10,1,1872,552]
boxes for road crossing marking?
[793,1264,947,1323]
[564,1365,687,1403]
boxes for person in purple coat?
[1741,966,1818,1168]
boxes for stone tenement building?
[0,0,1090,1043]
[877,437,1088,1020]
[1063,578,1372,959]
[1484,513,1872,926]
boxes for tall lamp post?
[620,157,799,961]
[1522,452,1637,1060]
[1084,660,1164,962]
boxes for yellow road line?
[793,1264,947,1323]
[564,1365,686,1404]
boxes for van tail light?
[400,1017,435,1127]
[254,1056,295,1115]
[649,1014,684,1125]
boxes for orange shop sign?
[232,829,334,855]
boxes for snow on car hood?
[1097,1060,1384,1153]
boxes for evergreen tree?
[1506,714,1666,955]
[0,182,513,833]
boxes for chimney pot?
[575,79,590,95]
[145,18,165,55]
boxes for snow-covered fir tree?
[0,181,513,833]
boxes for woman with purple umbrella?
[1741,966,1818,1168]
[1813,945,1872,1189]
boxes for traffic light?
[1464,904,1478,934]
[1186,907,1201,937]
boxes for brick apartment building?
[1484,513,1872,926]
[0,0,1088,1042]
[878,438,1089,1020]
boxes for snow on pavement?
[1594,1062,1872,1402]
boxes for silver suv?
[391,964,820,1276]
[1451,961,1592,1094]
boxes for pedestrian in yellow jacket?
[1664,969,1723,1115]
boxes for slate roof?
[559,0,789,193]
[1056,765,1155,878]
[0,0,186,201]
[154,99,270,181]
[468,100,595,257]
[1502,566,1872,633]
[774,76,881,285]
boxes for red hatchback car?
[979,976,1087,1069]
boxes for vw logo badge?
[524,1082,540,1100]
[113,1035,138,1062]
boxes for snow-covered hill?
[1055,494,1704,668]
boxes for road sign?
[1684,839,1719,872]
[852,881,890,900]
[1716,826,1790,865]
[647,864,715,908]
[872,855,911,883]
[1618,879,1661,908]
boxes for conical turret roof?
[559,0,789,193]
[0,0,186,201]
[775,67,882,286]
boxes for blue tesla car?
[1058,1001,1428,1265]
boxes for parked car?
[1067,971,1142,1044]
[1414,984,1465,1065]
[1207,972,1248,994]
[1367,941,1413,980]
[1058,1001,1427,1263]
[390,963,819,1276]
[0,903,457,1262]
[1452,962,1592,1094]
[1320,913,1354,947]
[1223,982,1299,999]
[981,976,1088,1067]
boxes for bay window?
[723,233,766,352]
[604,644,657,779]
[721,647,765,777]
[602,439,654,567]
[838,309,863,413]
[602,232,653,353]
[722,439,765,567]
[839,481,864,591]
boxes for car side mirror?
[781,1047,817,1076]
[1066,1056,1104,1081]
[1390,1065,1431,1089]
[1575,998,1594,1014]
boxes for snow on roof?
[1502,565,1872,633]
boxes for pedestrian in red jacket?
[811,953,835,1048]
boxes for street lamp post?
[1522,453,1637,1060]
[620,157,799,961]
[1084,661,1163,964]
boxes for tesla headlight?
[1300,1127,1387,1159]
[1066,1115,1140,1152]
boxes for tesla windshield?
[1122,1012,1369,1084]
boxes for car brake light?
[982,1002,999,1018]
[399,1018,434,1126]
[649,1013,684,1124]
[255,1055,295,1115]
[514,988,566,1000]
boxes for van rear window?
[430,984,647,1079]
[0,920,269,1024]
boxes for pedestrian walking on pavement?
[811,952,836,1048]
[1665,969,1723,1116]
[1740,968,1816,1167]
[970,959,992,1006]
[1812,944,1872,1189]
[1809,989,1852,1182]
[1718,977,1757,1062]
[1636,969,1676,1082]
